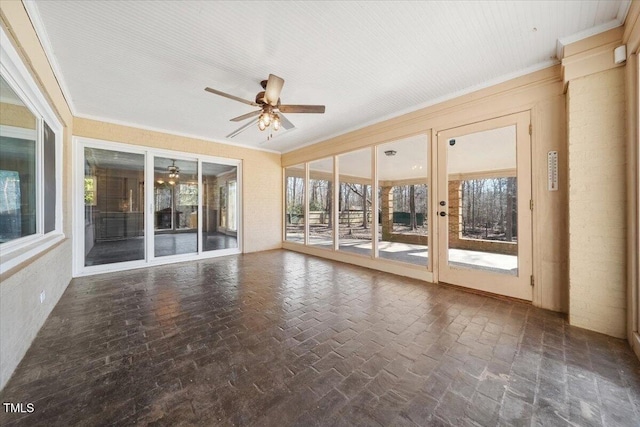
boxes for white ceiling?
[26,1,630,153]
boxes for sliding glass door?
[83,147,145,266]
[202,162,238,251]
[153,157,198,257]
[76,138,242,275]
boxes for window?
[377,136,429,267]
[282,134,433,279]
[308,158,333,248]
[338,149,372,256]
[0,26,63,274]
[0,83,37,243]
[285,164,305,243]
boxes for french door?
[436,112,533,300]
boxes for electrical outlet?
[39,291,45,304]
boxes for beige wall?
[0,102,36,129]
[73,118,282,253]
[0,1,74,390]
[560,23,635,340]
[284,67,568,313]
[567,67,627,338]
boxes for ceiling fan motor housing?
[255,92,281,109]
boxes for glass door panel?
[227,181,237,232]
[338,149,372,256]
[447,126,518,275]
[377,135,429,267]
[202,162,238,251]
[309,158,334,249]
[154,157,198,257]
[84,147,145,266]
[437,112,532,300]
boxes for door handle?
[439,211,446,217]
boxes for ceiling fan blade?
[205,87,258,106]
[278,113,295,130]
[279,105,325,114]
[226,118,259,139]
[230,110,261,122]
[264,74,284,106]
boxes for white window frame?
[0,25,64,275]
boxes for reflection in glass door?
[437,112,532,300]
[154,157,198,257]
[202,162,238,251]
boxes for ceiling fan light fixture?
[168,160,180,179]
[258,119,267,131]
[273,114,280,131]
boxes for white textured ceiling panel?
[27,1,629,153]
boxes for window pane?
[377,135,429,267]
[338,149,372,256]
[447,125,518,275]
[228,181,237,232]
[0,75,37,244]
[202,162,238,251]
[285,164,305,243]
[43,121,56,233]
[154,157,198,257]
[84,147,145,266]
[309,158,333,248]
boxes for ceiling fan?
[205,74,325,139]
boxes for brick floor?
[1,250,639,426]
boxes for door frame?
[434,111,533,301]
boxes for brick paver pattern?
[1,250,639,426]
